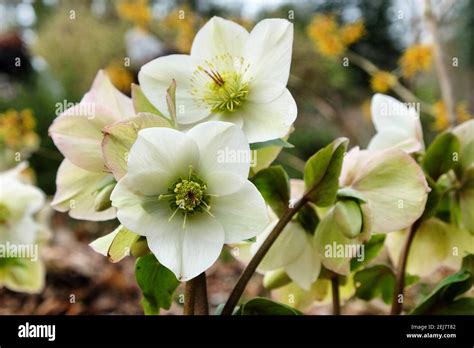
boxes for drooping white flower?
[111,121,268,280]
[0,163,45,246]
[368,93,424,153]
[50,71,133,220]
[339,146,430,233]
[138,16,297,143]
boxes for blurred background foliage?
[0,0,473,193]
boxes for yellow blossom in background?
[433,100,448,130]
[116,0,151,28]
[105,60,134,94]
[456,102,472,123]
[161,5,199,53]
[0,109,40,169]
[341,21,365,45]
[307,14,365,58]
[400,44,433,78]
[370,70,396,92]
[432,100,473,130]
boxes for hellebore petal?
[49,71,132,172]
[368,93,424,153]
[241,89,297,143]
[138,55,210,124]
[386,218,451,277]
[350,148,429,233]
[102,113,171,180]
[191,16,249,61]
[51,159,116,221]
[244,19,294,103]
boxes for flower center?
[172,178,209,213]
[160,168,213,228]
[191,54,250,113]
[0,202,11,224]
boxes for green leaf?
[429,298,474,315]
[350,234,386,271]
[304,138,348,207]
[250,138,294,150]
[108,226,140,263]
[236,297,302,315]
[251,165,290,218]
[422,132,460,181]
[420,175,441,221]
[297,203,319,235]
[410,269,473,315]
[131,84,165,117]
[354,265,418,304]
[135,254,180,315]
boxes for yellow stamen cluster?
[370,71,396,93]
[399,44,433,79]
[203,71,249,113]
[307,14,365,58]
[0,109,40,152]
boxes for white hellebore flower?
[368,93,424,153]
[139,16,297,143]
[0,163,45,245]
[111,121,268,280]
[50,70,134,221]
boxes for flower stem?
[391,219,421,315]
[331,276,341,315]
[220,195,309,315]
[184,272,209,315]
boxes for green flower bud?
[263,269,292,290]
[94,182,115,212]
[333,200,363,238]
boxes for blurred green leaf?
[422,132,460,181]
[410,260,473,315]
[354,265,418,304]
[297,203,319,235]
[251,165,290,218]
[135,254,180,315]
[304,138,348,207]
[236,297,302,315]
[350,234,386,271]
[428,298,474,315]
[250,138,294,150]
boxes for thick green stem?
[391,219,422,315]
[220,196,309,315]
